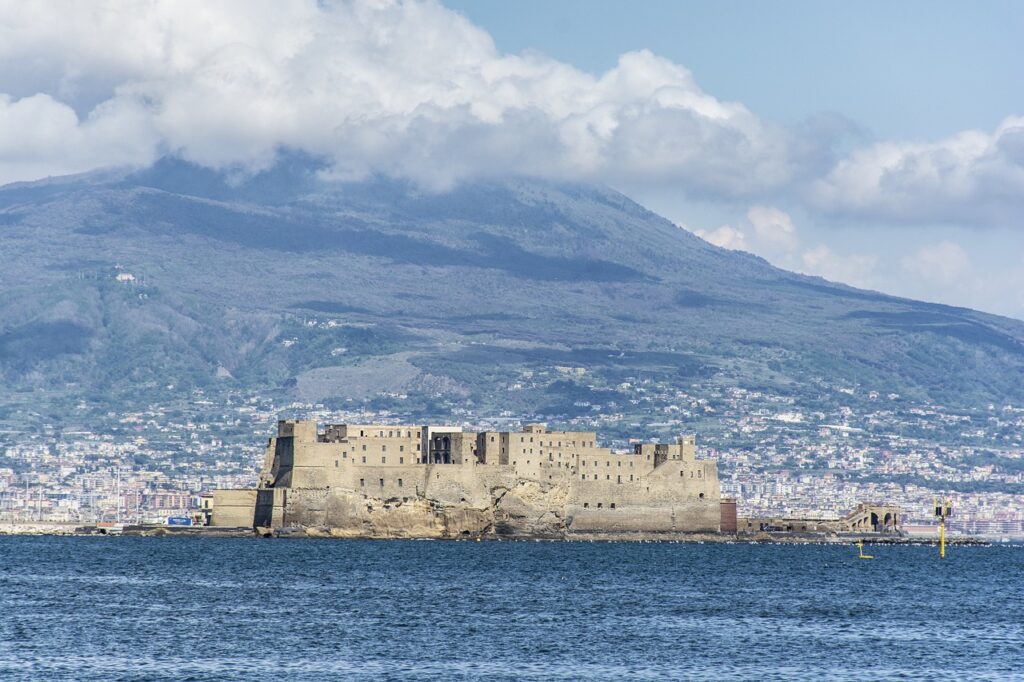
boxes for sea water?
[0,537,1021,680]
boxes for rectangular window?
[583,502,589,509]
[362,444,367,451]
[361,456,366,463]
[379,478,384,486]
[382,456,386,464]
[382,445,387,451]
[359,478,365,487]
[400,445,404,452]
[617,475,621,484]
[335,460,339,468]
[400,457,404,464]
[398,479,403,487]
[630,475,634,481]
[610,503,616,509]
[606,475,610,480]
[597,502,603,509]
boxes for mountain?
[1,157,1023,428]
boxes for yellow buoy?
[857,540,873,560]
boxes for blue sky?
[1,1,1022,317]
[448,0,1024,317]
[448,0,1024,140]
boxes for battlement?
[234,419,723,537]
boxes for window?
[399,457,404,464]
[359,478,365,487]
[617,461,621,467]
[343,452,348,459]
[382,457,386,464]
[398,479,403,487]
[617,475,621,484]
[400,445,404,452]
[382,445,387,452]
[597,503,603,509]
[379,478,384,487]
[335,460,339,468]
[361,456,366,463]
[630,475,634,481]
[491,436,495,442]
[680,471,685,477]
[360,430,364,437]
[610,503,616,509]
[699,492,705,499]
[388,430,393,437]
[606,475,610,480]
[362,444,367,451]
[583,502,589,508]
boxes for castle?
[212,420,725,538]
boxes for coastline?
[0,522,998,545]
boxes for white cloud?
[695,224,748,251]
[901,241,972,285]
[0,93,157,185]
[694,206,878,288]
[0,0,798,194]
[799,244,877,289]
[746,205,799,254]
[812,117,1024,227]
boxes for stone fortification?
[212,420,722,538]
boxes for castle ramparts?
[212,420,724,538]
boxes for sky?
[1,1,1023,317]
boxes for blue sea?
[0,537,1021,681]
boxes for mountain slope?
[1,157,1023,421]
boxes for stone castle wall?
[216,420,723,538]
